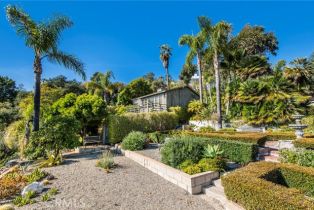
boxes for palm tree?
[179,27,207,103]
[199,16,232,129]
[159,44,172,89]
[85,71,115,103]
[283,58,313,92]
[6,5,85,131]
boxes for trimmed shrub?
[222,162,314,210]
[279,149,314,167]
[197,158,226,172]
[183,131,267,145]
[161,137,204,167]
[108,112,178,144]
[293,138,314,150]
[161,136,257,167]
[266,132,296,141]
[121,131,146,151]
[182,164,201,175]
[199,126,215,133]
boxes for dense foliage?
[161,136,257,167]
[51,93,107,137]
[279,149,314,167]
[117,78,153,105]
[25,115,80,160]
[222,162,314,209]
[108,112,178,144]
[121,131,146,151]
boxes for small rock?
[21,182,44,196]
[5,159,19,168]
[46,174,55,180]
[0,204,15,210]
[41,179,50,185]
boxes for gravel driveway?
[18,153,217,210]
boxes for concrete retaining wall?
[124,150,219,194]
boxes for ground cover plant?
[222,162,314,210]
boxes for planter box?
[124,150,219,194]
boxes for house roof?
[132,85,199,100]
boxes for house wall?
[166,88,199,107]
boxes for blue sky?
[1,1,314,90]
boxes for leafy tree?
[25,115,80,160]
[179,63,198,85]
[230,24,278,56]
[179,22,207,102]
[159,44,172,89]
[6,5,85,131]
[84,71,115,103]
[43,75,85,96]
[52,93,106,137]
[0,76,18,103]
[117,78,153,105]
[142,72,166,92]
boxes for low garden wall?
[124,150,219,194]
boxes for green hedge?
[160,136,257,167]
[279,149,314,167]
[222,162,314,210]
[183,131,267,145]
[293,138,314,150]
[108,112,178,144]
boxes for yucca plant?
[203,144,224,159]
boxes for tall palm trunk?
[33,55,42,131]
[197,53,203,103]
[165,67,170,89]
[213,51,222,129]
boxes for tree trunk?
[213,51,222,129]
[166,67,170,90]
[225,76,231,116]
[197,53,203,103]
[33,55,42,131]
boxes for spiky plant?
[203,145,224,159]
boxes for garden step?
[212,179,223,191]
[264,141,280,150]
[202,185,244,210]
[258,147,270,155]
[270,150,279,157]
[261,155,279,163]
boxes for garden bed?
[124,149,219,194]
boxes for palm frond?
[47,50,86,80]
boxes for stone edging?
[123,150,219,194]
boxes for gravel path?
[18,153,217,210]
[136,144,161,161]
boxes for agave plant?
[203,145,224,159]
